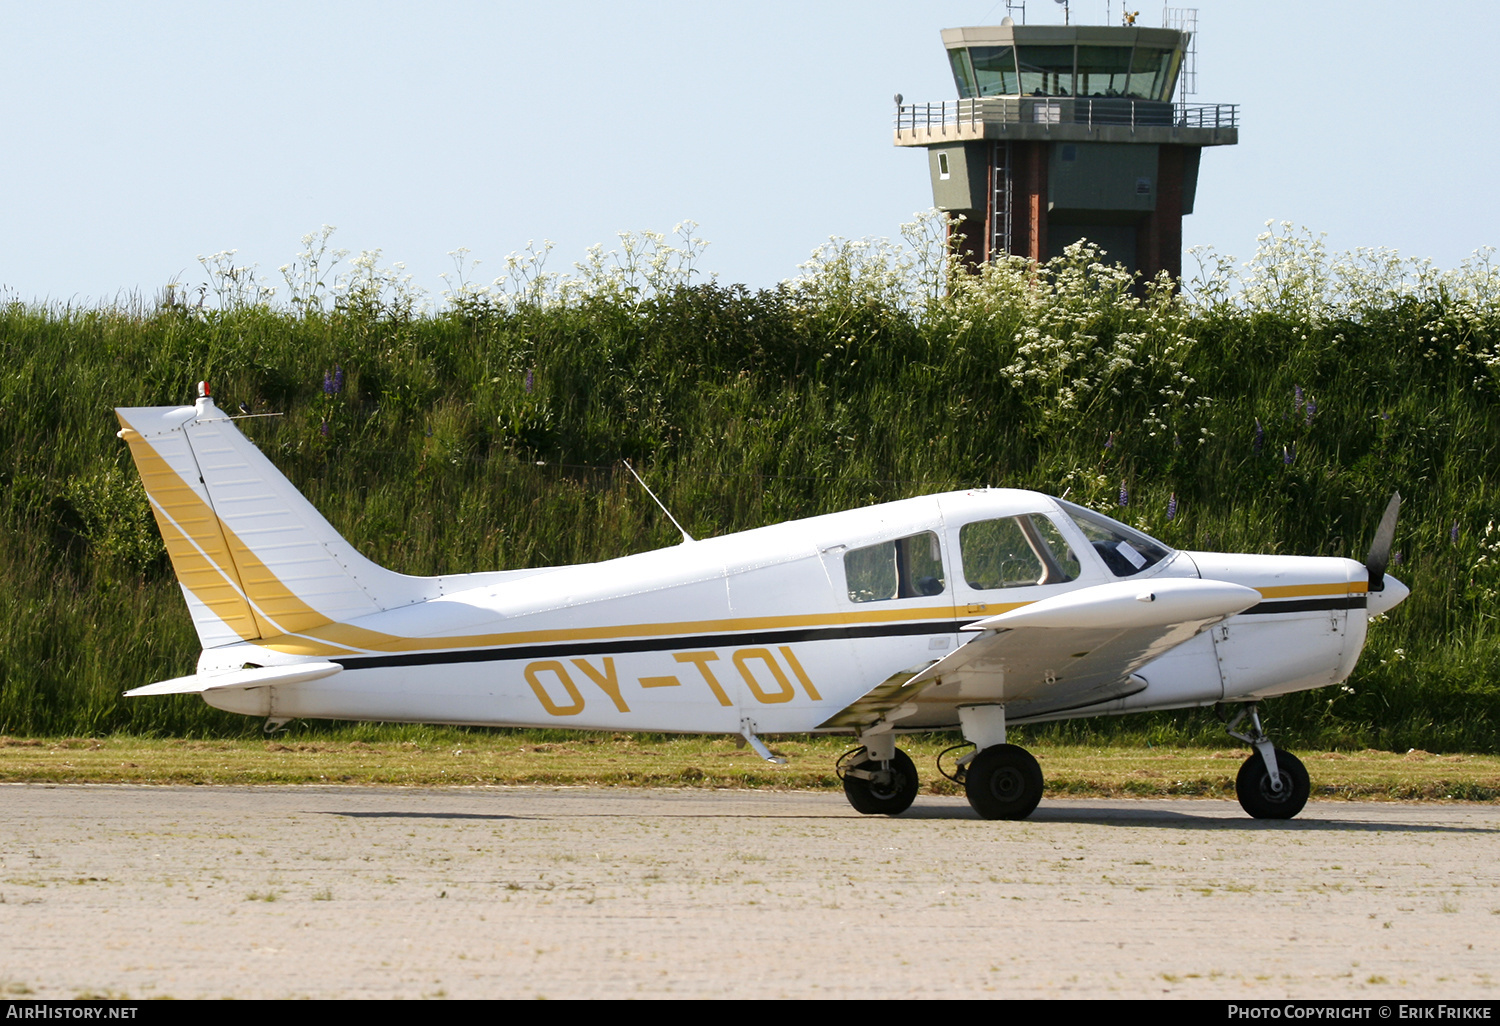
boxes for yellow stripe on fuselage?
[1257,581,1366,598]
[256,602,1000,657]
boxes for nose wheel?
[1224,703,1310,820]
[1235,746,1309,820]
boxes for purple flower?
[334,365,344,393]
[1294,384,1304,413]
[322,371,333,394]
[1283,442,1295,466]
[1167,493,1178,520]
[320,420,329,437]
[1118,481,1128,507]
[1104,432,1114,450]
[1452,522,1460,544]
[1305,396,1316,426]
[1253,418,1264,455]
[1392,551,1403,566]
[524,368,535,394]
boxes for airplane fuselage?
[192,490,1377,735]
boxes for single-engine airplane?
[116,385,1409,821]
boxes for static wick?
[622,459,694,544]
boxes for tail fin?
[116,390,433,649]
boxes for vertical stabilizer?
[116,392,435,648]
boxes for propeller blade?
[1365,491,1401,593]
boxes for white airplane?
[116,385,1409,821]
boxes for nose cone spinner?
[1366,574,1409,617]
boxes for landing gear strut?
[1224,704,1310,820]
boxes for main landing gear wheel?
[964,743,1044,821]
[842,748,919,816]
[1235,747,1310,820]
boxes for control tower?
[895,17,1237,283]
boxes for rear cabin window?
[845,532,947,603]
[959,515,1080,589]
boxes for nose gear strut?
[1221,703,1311,820]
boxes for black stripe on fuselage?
[1243,595,1367,615]
[328,594,1367,672]
[332,619,968,671]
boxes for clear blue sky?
[1,0,1494,304]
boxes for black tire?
[1235,747,1310,820]
[964,744,1045,820]
[842,748,919,816]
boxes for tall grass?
[2,219,1497,749]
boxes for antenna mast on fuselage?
[622,459,695,544]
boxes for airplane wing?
[821,578,1260,729]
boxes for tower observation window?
[949,42,1182,101]
[1126,46,1176,100]
[1075,45,1132,97]
[1016,45,1076,96]
[970,46,1018,96]
[949,48,979,99]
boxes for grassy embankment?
[2,220,1499,766]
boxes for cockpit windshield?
[1055,499,1173,578]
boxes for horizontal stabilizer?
[124,662,343,697]
[962,578,1261,633]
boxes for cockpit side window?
[1056,499,1171,577]
[845,531,947,603]
[959,515,1080,590]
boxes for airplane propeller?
[1364,492,1401,593]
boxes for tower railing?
[893,97,1237,133]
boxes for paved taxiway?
[1,785,1497,999]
